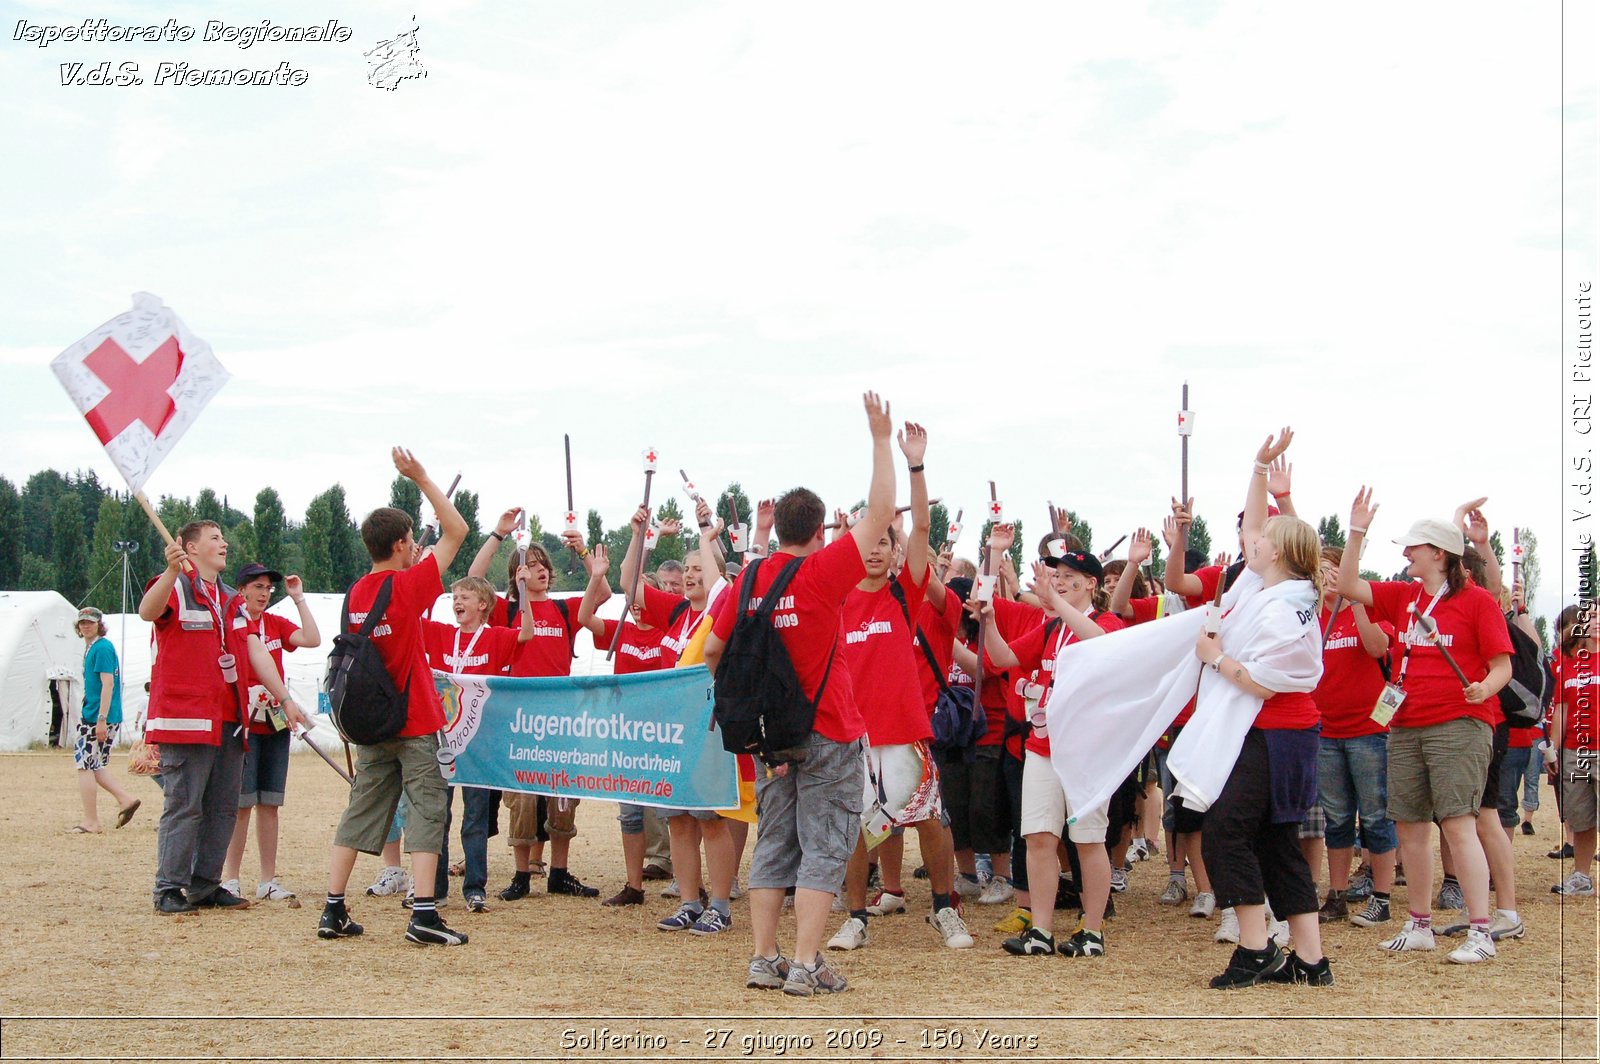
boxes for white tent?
[0,591,83,751]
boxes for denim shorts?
[617,802,645,835]
[1317,732,1396,853]
[240,728,291,807]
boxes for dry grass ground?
[0,749,1594,1063]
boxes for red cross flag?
[1177,408,1195,437]
[50,293,229,491]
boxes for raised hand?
[1464,507,1490,550]
[695,497,714,529]
[391,446,426,482]
[585,543,610,578]
[1213,552,1233,568]
[559,529,585,553]
[935,543,954,579]
[1267,456,1293,498]
[1255,428,1293,466]
[1350,486,1380,532]
[987,522,1016,555]
[1160,515,1185,552]
[1128,528,1153,567]
[1453,496,1489,532]
[1054,508,1073,535]
[864,391,893,440]
[897,422,928,465]
[1169,496,1194,526]
[494,507,523,537]
[285,574,304,600]
[658,518,682,538]
[629,504,650,534]
[754,498,775,530]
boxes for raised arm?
[575,544,613,635]
[395,448,467,573]
[283,574,321,648]
[1266,455,1298,519]
[898,422,930,584]
[1462,505,1503,596]
[1111,528,1153,621]
[618,504,649,594]
[750,498,774,559]
[467,507,521,580]
[849,392,897,560]
[1336,487,1378,607]
[1163,498,1203,600]
[969,598,1020,670]
[138,540,186,621]
[1350,602,1389,659]
[1244,428,1292,541]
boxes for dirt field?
[0,749,1594,1063]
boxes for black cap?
[1045,550,1104,582]
[234,562,283,586]
[945,576,973,603]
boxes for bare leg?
[667,815,703,901]
[1327,845,1354,892]
[1395,819,1434,918]
[1475,811,1517,911]
[842,836,870,910]
[751,886,783,958]
[94,766,137,808]
[1236,902,1269,949]
[1024,833,1061,937]
[701,818,736,903]
[1185,833,1213,893]
[876,832,906,894]
[792,887,835,966]
[222,808,251,882]
[75,771,104,832]
[327,844,359,896]
[1439,815,1490,920]
[917,820,954,897]
[1076,841,1111,933]
[256,805,281,884]
[1300,837,1326,892]
[621,831,645,890]
[1287,911,1323,962]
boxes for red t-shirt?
[1182,566,1225,610]
[1313,606,1394,740]
[841,566,931,746]
[1015,609,1127,757]
[989,598,1045,759]
[228,610,301,735]
[639,583,701,668]
[1508,724,1541,749]
[1554,648,1598,750]
[598,617,671,675]
[914,588,962,715]
[950,638,1009,750]
[509,598,576,678]
[423,620,520,676]
[345,557,445,737]
[710,538,867,744]
[1366,580,1514,728]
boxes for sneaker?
[1446,928,1497,963]
[955,873,986,899]
[1210,944,1287,989]
[1317,891,1347,923]
[497,877,531,902]
[1346,865,1373,900]
[730,878,746,900]
[191,887,251,910]
[316,902,363,939]
[154,889,198,915]
[827,916,868,951]
[1190,891,1216,919]
[548,870,600,898]
[1129,837,1152,863]
[257,879,296,902]
[1553,871,1596,896]
[465,892,490,913]
[1159,876,1189,906]
[1215,908,1241,943]
[994,906,1033,935]
[928,906,974,949]
[1054,878,1081,911]
[1349,896,1391,928]
[1267,916,1290,947]
[975,852,994,879]
[1437,878,1464,911]
[1001,926,1056,956]
[399,890,445,911]
[913,864,930,879]
[1521,821,1535,836]
[404,912,468,946]
[1379,920,1436,952]
[865,890,906,916]
[1489,912,1526,941]
[1109,868,1129,894]
[1265,950,1334,986]
[642,863,672,881]
[1058,928,1106,957]
[977,878,1015,906]
[221,879,240,897]
[746,953,790,990]
[782,956,848,996]
[1548,842,1575,859]
[366,866,409,897]
[689,907,733,936]
[601,885,645,907]
[1438,910,1471,937]
[657,904,702,932]
[661,878,681,898]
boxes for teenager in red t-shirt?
[1550,605,1599,896]
[979,543,1123,958]
[704,391,898,996]
[221,563,321,904]
[1338,490,1513,962]
[318,447,469,947]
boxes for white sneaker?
[955,874,987,899]
[1109,868,1129,894]
[928,906,974,949]
[661,879,681,898]
[256,878,296,901]
[1554,871,1596,896]
[366,866,409,897]
[1489,911,1526,941]
[221,879,240,897]
[865,890,907,916]
[977,878,1015,906]
[1215,907,1240,943]
[1268,917,1291,948]
[827,916,868,951]
[1380,919,1437,952]
[1129,837,1152,862]
[1447,928,1497,963]
[1190,891,1216,919]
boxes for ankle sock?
[1470,917,1490,932]
[411,895,436,915]
[849,908,870,922]
[1409,911,1431,929]
[932,892,953,912]
[326,892,345,908]
[710,899,730,918]
[1497,908,1519,923]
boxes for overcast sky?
[1,1,1593,621]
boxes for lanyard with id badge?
[1372,585,1444,726]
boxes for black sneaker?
[1266,950,1334,986]
[1318,891,1348,923]
[1054,879,1081,911]
[1001,927,1056,956]
[1210,944,1287,989]
[405,912,468,945]
[497,876,531,902]
[1058,928,1106,957]
[1521,821,1535,836]
[1548,842,1575,859]
[190,887,252,910]
[317,903,364,939]
[913,865,930,880]
[154,889,197,915]
[548,870,600,898]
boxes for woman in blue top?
[72,607,140,833]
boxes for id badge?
[265,701,289,732]
[863,804,894,847]
[1370,682,1406,727]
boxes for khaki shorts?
[505,793,579,846]
[333,734,448,856]
[1387,717,1491,823]
[1020,750,1109,844]
[1561,747,1600,833]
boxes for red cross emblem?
[948,524,959,537]
[645,450,658,464]
[563,511,577,525]
[1512,544,1524,561]
[989,502,1002,517]
[82,336,182,444]
[1177,411,1187,428]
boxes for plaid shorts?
[1297,802,1327,840]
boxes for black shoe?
[548,870,600,898]
[641,864,672,881]
[1318,891,1349,923]
[1521,821,1535,836]
[1054,879,1081,911]
[1548,842,1575,859]
[1210,944,1287,989]
[913,864,930,880]
[154,889,198,915]
[405,912,468,946]
[317,903,364,939]
[1266,950,1334,986]
[602,885,646,907]
[190,887,251,910]
[497,876,531,902]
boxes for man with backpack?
[316,446,470,946]
[704,391,898,997]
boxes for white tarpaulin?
[0,591,83,751]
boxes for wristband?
[1349,526,1368,535]
[1271,491,1290,500]
[489,530,506,542]
[1252,461,1270,474]
[1208,655,1222,672]
[908,463,925,474]
[577,547,590,559]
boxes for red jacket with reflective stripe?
[146,575,246,746]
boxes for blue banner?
[433,665,737,809]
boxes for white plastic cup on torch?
[563,509,580,534]
[975,573,998,603]
[642,447,659,472]
[728,524,748,552]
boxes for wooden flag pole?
[564,434,580,561]
[1321,596,1344,648]
[972,481,1000,699]
[1177,382,1193,559]
[608,465,656,660]
[417,473,461,550]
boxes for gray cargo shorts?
[747,731,865,895]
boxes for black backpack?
[889,582,985,760]
[1498,614,1554,729]
[325,576,411,746]
[713,557,834,765]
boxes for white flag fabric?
[50,292,229,491]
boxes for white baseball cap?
[1393,518,1465,556]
